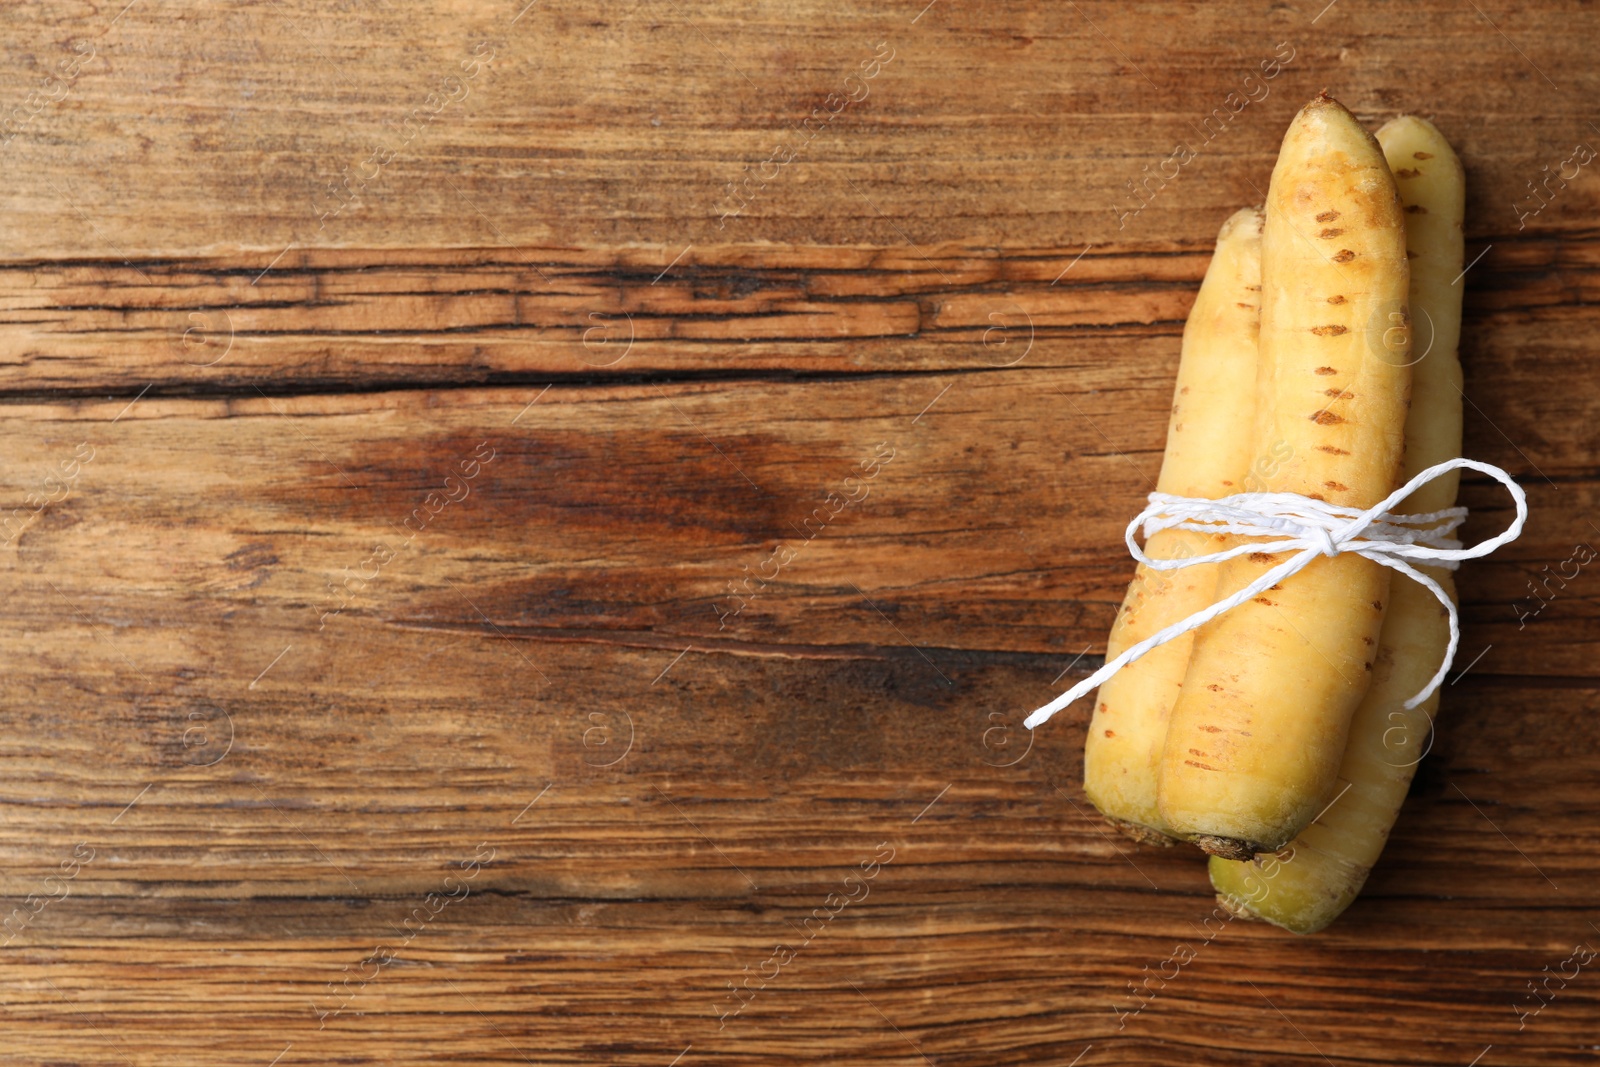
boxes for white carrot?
[1084,207,1263,842]
[1210,115,1465,931]
[1158,94,1413,859]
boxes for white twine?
[1024,458,1528,730]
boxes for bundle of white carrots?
[1083,93,1467,933]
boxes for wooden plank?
[0,382,1591,675]
[0,626,1595,1064]
[1,1,1598,256]
[0,244,1194,389]
[0,240,1594,392]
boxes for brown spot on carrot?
[1315,366,1338,375]
[1270,584,1283,591]
[1319,227,1344,238]
[1246,284,1261,291]
[1180,386,1190,394]
[1316,210,1339,222]
[1104,729,1115,738]
[1324,388,1352,398]
[1174,423,1184,432]
[1206,684,1223,692]
[1324,480,1349,491]
[1188,749,1207,757]
[1253,597,1276,606]
[1184,760,1219,771]
[1311,325,1349,336]
[1413,151,1433,159]
[1220,479,1234,486]
[1364,662,1374,671]
[1306,493,1326,501]
[1237,302,1255,309]
[1332,249,1356,262]
[1327,294,1347,304]
[1405,203,1428,214]
[1198,725,1222,733]
[1248,552,1273,563]
[1316,445,1350,454]
[1372,601,1384,611]
[1395,167,1422,178]
[1312,410,1345,424]
[1097,703,1107,714]
[1363,636,1374,646]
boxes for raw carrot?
[1085,207,1264,842]
[1209,115,1465,931]
[1158,94,1413,859]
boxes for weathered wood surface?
[1,0,1599,1064]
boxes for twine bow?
[1023,458,1528,730]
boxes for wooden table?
[1,1,1596,1063]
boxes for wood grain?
[1,0,1598,1064]
[0,238,1596,391]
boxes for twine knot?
[1024,458,1528,731]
